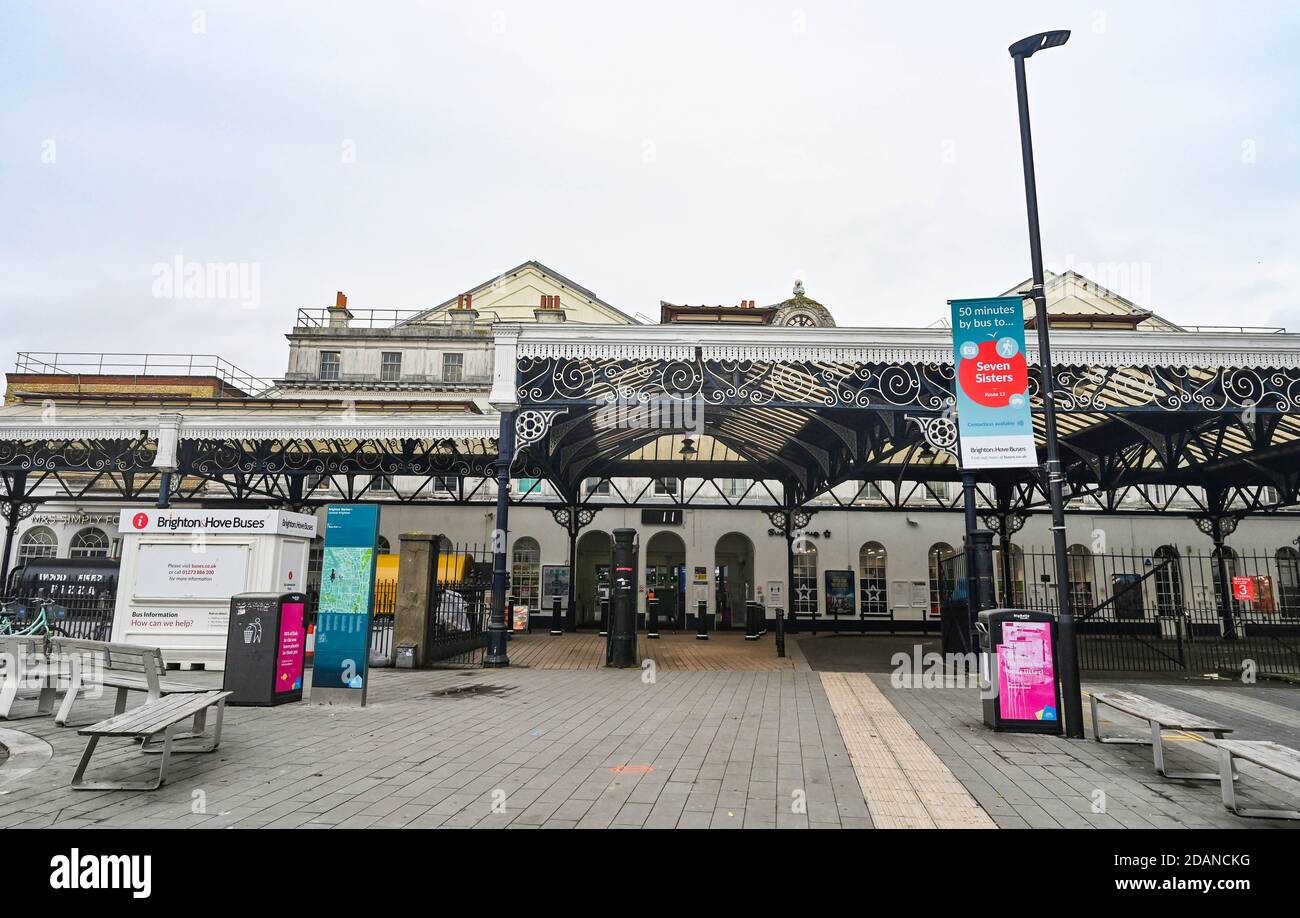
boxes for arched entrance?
[714,532,754,630]
[576,530,612,627]
[646,531,686,630]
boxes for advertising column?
[311,504,380,706]
[949,296,1036,470]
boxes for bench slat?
[79,696,192,734]
[1092,691,1232,733]
[79,691,230,737]
[102,674,207,694]
[1209,740,1300,781]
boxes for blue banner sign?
[313,504,380,702]
[950,296,1036,469]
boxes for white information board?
[133,543,251,600]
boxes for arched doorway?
[575,530,612,627]
[1066,544,1094,615]
[927,542,954,619]
[714,532,754,630]
[646,531,686,630]
[793,542,818,621]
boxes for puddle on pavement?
[424,683,516,700]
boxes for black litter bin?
[977,608,1062,735]
[222,592,308,705]
[744,600,764,640]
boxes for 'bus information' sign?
[950,296,1036,470]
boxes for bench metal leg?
[1217,748,1300,820]
[71,725,178,792]
[54,661,84,726]
[142,701,224,754]
[1090,697,1149,745]
[1150,721,1227,782]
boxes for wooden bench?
[48,637,209,727]
[71,690,231,791]
[1206,739,1300,820]
[1089,690,1234,781]
[0,635,55,720]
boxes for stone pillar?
[394,532,440,667]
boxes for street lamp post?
[1009,29,1085,739]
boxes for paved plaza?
[1,633,1298,829]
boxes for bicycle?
[0,598,69,637]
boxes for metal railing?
[1181,325,1287,335]
[996,547,1300,675]
[0,591,116,641]
[13,352,272,396]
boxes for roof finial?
[793,279,805,297]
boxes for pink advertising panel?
[276,601,306,693]
[997,620,1058,722]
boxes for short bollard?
[647,594,660,639]
[695,599,709,640]
[599,598,609,637]
[550,596,563,636]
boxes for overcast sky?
[3,1,1298,381]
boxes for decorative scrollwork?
[905,414,959,460]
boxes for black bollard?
[647,593,660,639]
[599,597,609,637]
[695,599,709,640]
[607,529,638,667]
[550,596,563,636]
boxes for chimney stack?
[328,290,353,328]
[450,291,478,325]
[534,293,566,323]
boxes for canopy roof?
[2,323,1299,517]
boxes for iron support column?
[0,472,28,590]
[566,515,578,632]
[484,411,516,667]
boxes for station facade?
[4,260,1300,635]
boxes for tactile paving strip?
[821,671,995,829]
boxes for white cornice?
[0,411,501,443]
[507,323,1300,368]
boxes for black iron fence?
[1005,547,1300,675]
[1,589,115,641]
[939,544,1300,676]
[371,579,397,662]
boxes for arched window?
[69,527,109,559]
[1066,544,1094,614]
[1276,548,1299,618]
[858,541,888,616]
[927,542,954,618]
[377,535,391,554]
[511,537,542,609]
[793,542,818,619]
[17,526,58,561]
[1153,545,1183,616]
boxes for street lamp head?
[1008,30,1070,59]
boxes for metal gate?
[424,542,493,667]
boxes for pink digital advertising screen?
[276,601,306,693]
[996,620,1058,722]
